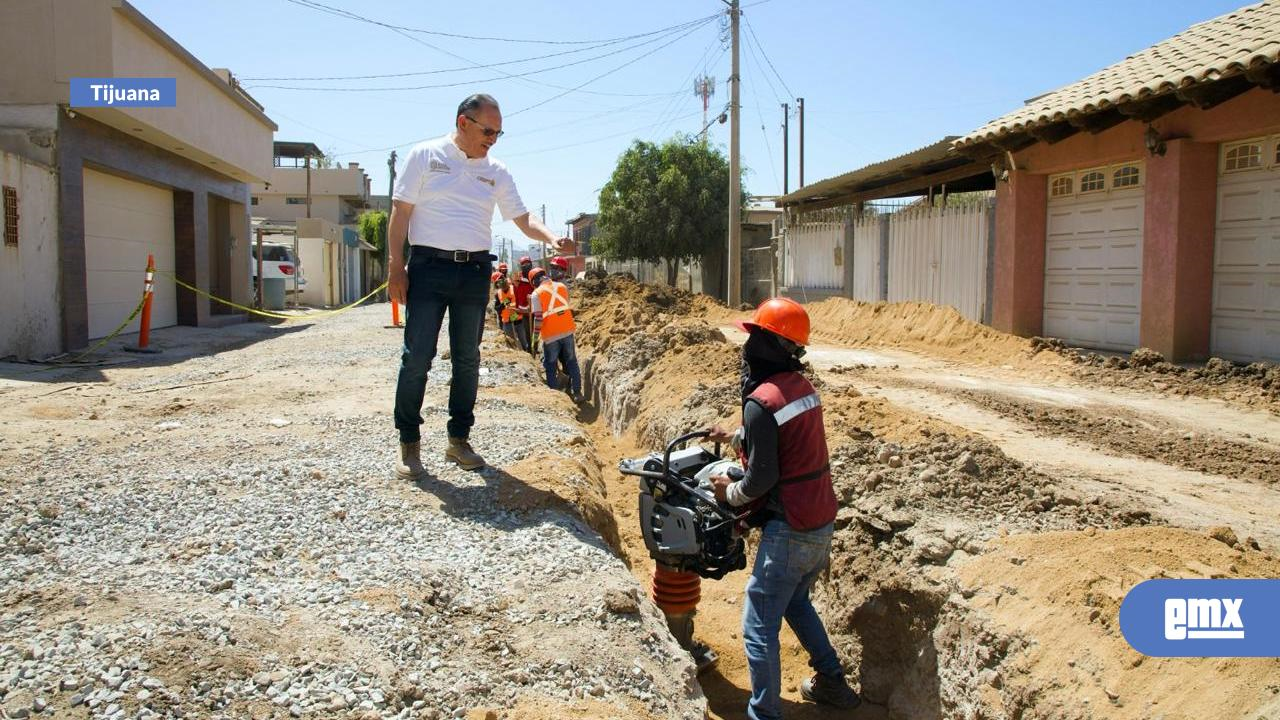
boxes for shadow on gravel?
[412,467,621,557]
[0,321,311,385]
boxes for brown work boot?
[445,437,485,471]
[800,672,861,709]
[395,441,427,481]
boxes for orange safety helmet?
[490,271,503,282]
[527,266,547,283]
[498,262,509,273]
[735,297,810,346]
[549,256,569,270]
[519,256,532,265]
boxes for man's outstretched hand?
[552,237,576,255]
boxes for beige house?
[250,142,371,225]
[0,0,276,359]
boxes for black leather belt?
[410,246,496,263]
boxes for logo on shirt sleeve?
[429,159,451,173]
[475,175,496,186]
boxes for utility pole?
[781,102,790,195]
[726,0,742,307]
[540,203,546,224]
[797,97,805,188]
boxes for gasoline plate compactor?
[618,431,749,673]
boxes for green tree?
[595,134,745,286]
[358,210,388,252]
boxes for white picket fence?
[851,215,882,302]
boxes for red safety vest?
[746,371,837,530]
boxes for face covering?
[740,329,805,401]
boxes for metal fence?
[780,192,995,322]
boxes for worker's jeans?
[394,254,490,443]
[743,519,841,720]
[541,334,582,395]
[512,315,531,352]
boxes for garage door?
[83,168,176,339]
[1211,136,1280,362]
[1043,163,1144,351]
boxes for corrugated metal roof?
[958,0,1280,147]
[776,137,963,206]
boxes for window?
[1112,165,1141,188]
[1050,176,1073,197]
[1275,141,1280,166]
[1079,170,1106,193]
[250,196,259,205]
[1224,142,1262,172]
[3,186,16,247]
[285,196,306,205]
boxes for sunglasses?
[464,115,504,139]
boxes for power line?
[741,42,780,192]
[281,0,719,46]
[502,109,702,158]
[508,20,711,117]
[742,13,794,100]
[243,14,715,83]
[247,19,714,93]
[742,24,784,109]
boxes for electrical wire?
[247,18,715,92]
[508,20,711,117]
[743,13,794,100]
[281,0,720,46]
[651,39,724,138]
[741,39,781,192]
[742,23,784,109]
[501,109,703,158]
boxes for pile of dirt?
[573,276,723,355]
[1033,340,1280,410]
[802,298,1062,369]
[956,527,1280,720]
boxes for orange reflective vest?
[496,287,516,323]
[532,281,575,340]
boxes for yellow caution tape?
[153,270,388,320]
[50,293,147,365]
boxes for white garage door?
[1211,136,1280,362]
[83,168,176,339]
[1043,163,1144,351]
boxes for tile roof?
[957,1,1280,147]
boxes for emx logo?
[1120,579,1279,657]
[1164,597,1244,640]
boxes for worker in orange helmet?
[708,297,859,718]
[529,265,583,402]
[491,271,516,341]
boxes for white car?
[250,243,307,288]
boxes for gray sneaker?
[445,437,485,471]
[395,441,427,481]
[800,672,861,709]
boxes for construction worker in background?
[708,298,860,719]
[491,271,516,341]
[548,255,571,284]
[497,261,509,278]
[529,266,583,402]
[511,256,534,353]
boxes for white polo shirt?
[391,134,528,252]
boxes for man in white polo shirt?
[389,93,572,476]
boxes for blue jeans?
[541,334,581,395]
[394,254,490,443]
[743,519,841,720]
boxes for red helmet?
[527,267,547,283]
[735,297,810,346]
[519,256,532,265]
[550,256,569,270]
[498,262,509,273]
[490,271,503,282]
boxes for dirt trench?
[552,276,1280,720]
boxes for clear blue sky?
[133,0,1244,248]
